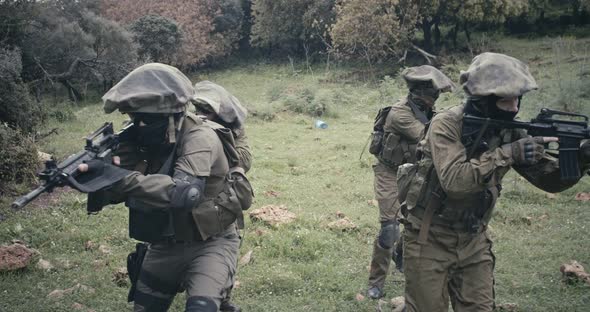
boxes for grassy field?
[1,35,590,312]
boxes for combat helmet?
[103,63,194,114]
[402,65,455,93]
[459,52,537,98]
[193,81,247,127]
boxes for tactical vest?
[372,100,428,168]
[402,107,514,234]
[127,114,245,243]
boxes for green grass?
[1,35,590,311]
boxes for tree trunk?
[452,23,459,49]
[433,20,441,52]
[464,22,471,43]
[573,1,581,26]
[61,80,83,103]
[422,17,433,53]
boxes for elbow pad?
[169,171,206,212]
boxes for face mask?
[410,85,440,107]
[133,115,169,148]
[464,96,520,121]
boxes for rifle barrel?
[11,183,53,209]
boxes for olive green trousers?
[133,225,240,312]
[368,162,401,289]
[403,223,495,312]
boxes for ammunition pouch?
[191,198,237,240]
[378,132,418,167]
[369,106,392,156]
[127,198,175,243]
[401,158,435,214]
[396,163,418,207]
[465,185,501,234]
[127,242,148,302]
[369,131,384,155]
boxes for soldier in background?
[193,81,252,312]
[401,53,590,311]
[78,63,242,312]
[193,81,251,173]
[367,65,455,299]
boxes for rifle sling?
[408,99,429,125]
[417,168,444,245]
[466,116,490,159]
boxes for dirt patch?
[249,205,296,226]
[113,267,128,287]
[327,217,357,231]
[0,243,36,272]
[47,283,95,300]
[560,260,590,286]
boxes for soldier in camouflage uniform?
[401,53,590,312]
[367,65,455,299]
[193,81,251,312]
[79,63,242,312]
[193,81,251,173]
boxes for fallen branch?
[411,44,437,64]
[36,128,59,141]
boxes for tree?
[250,0,335,56]
[330,0,418,66]
[101,0,244,66]
[20,1,138,102]
[416,0,528,51]
[130,15,181,64]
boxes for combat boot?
[367,238,393,299]
[220,300,241,312]
[367,285,385,299]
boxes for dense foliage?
[130,15,182,64]
[0,0,588,135]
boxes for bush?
[0,125,39,194]
[0,48,45,134]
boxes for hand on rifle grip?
[78,156,120,173]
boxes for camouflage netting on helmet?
[459,52,538,98]
[103,63,194,114]
[193,81,247,126]
[402,65,455,93]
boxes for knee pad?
[186,296,217,312]
[378,221,400,249]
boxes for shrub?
[0,125,38,194]
[0,47,45,134]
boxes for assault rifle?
[12,122,134,210]
[463,108,590,181]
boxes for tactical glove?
[503,136,545,166]
[70,159,132,193]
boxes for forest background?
[1,0,590,311]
